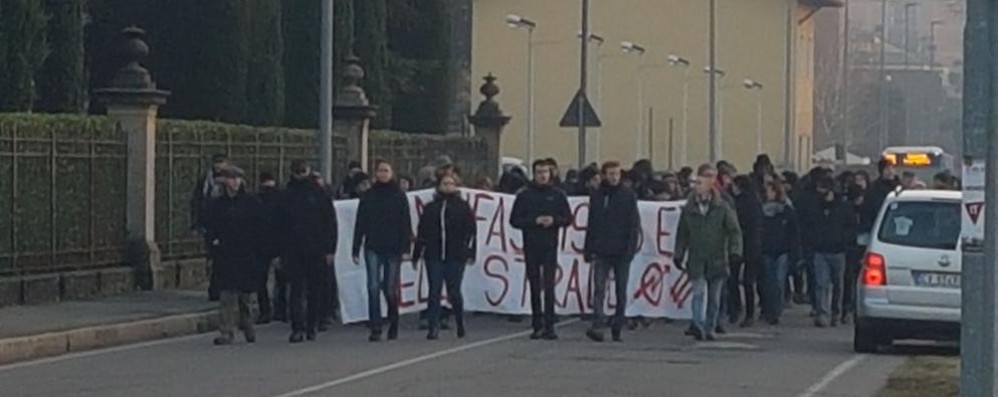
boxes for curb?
[0,310,218,366]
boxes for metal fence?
[1,114,490,275]
[0,115,127,275]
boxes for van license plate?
[912,271,961,289]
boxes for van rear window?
[878,201,960,250]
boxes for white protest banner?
[333,189,693,324]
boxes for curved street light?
[743,79,765,155]
[507,14,537,163]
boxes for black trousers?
[842,245,866,315]
[287,253,324,333]
[273,265,290,320]
[322,263,339,321]
[257,256,275,318]
[591,256,629,331]
[525,247,558,332]
[727,257,760,319]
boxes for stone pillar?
[468,74,511,179]
[94,27,170,290]
[333,55,377,172]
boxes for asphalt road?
[0,307,916,397]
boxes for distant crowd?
[189,152,961,345]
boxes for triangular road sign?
[967,202,984,224]
[559,89,602,128]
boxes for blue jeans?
[365,250,401,332]
[813,253,846,318]
[426,260,466,331]
[691,276,726,335]
[761,254,789,322]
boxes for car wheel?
[853,319,883,353]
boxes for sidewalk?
[0,290,218,365]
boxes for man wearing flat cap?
[202,165,267,345]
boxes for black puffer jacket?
[204,191,266,292]
[733,191,763,261]
[761,201,802,262]
[278,176,338,257]
[861,177,899,233]
[412,192,477,264]
[804,195,858,254]
[584,183,640,259]
[510,183,573,252]
[352,181,413,257]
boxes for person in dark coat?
[412,174,477,340]
[192,153,229,301]
[584,161,640,343]
[802,176,857,328]
[335,161,364,199]
[203,165,264,345]
[278,160,338,343]
[255,172,282,324]
[760,180,801,325]
[842,184,867,324]
[510,159,573,340]
[728,175,764,328]
[352,160,413,342]
[861,158,899,233]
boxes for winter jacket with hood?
[761,200,802,262]
[352,181,413,257]
[584,183,640,260]
[675,189,744,279]
[803,194,858,254]
[412,191,477,264]
[732,190,763,261]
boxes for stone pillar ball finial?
[481,73,500,101]
[111,26,155,90]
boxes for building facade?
[464,0,840,172]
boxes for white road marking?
[269,319,581,397]
[796,354,868,397]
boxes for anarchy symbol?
[634,263,664,306]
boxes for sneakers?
[529,330,544,340]
[289,332,305,344]
[306,331,317,341]
[368,331,382,342]
[815,316,829,328]
[427,329,439,340]
[387,323,399,340]
[456,321,466,339]
[585,329,605,343]
[541,330,559,340]
[243,328,256,344]
[715,324,727,335]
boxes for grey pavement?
[0,290,212,339]
[0,304,923,397]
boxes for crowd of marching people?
[190,151,961,345]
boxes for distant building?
[454,0,842,172]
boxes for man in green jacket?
[675,164,744,341]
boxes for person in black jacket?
[861,158,899,233]
[203,165,264,345]
[255,172,282,324]
[278,160,338,343]
[352,160,413,342]
[510,159,573,340]
[728,175,764,328]
[760,180,801,325]
[191,153,229,302]
[412,174,477,340]
[583,161,640,343]
[803,176,857,328]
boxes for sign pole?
[960,0,997,395]
[578,0,590,169]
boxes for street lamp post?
[318,0,334,179]
[744,79,765,155]
[580,32,605,162]
[878,0,888,150]
[903,3,917,70]
[506,14,537,163]
[929,20,944,68]
[668,54,691,166]
[705,67,726,160]
[622,41,647,161]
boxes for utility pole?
[878,0,888,150]
[842,0,851,151]
[960,0,996,395]
[708,0,718,162]
[578,0,589,169]
[318,0,334,179]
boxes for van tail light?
[863,252,887,286]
